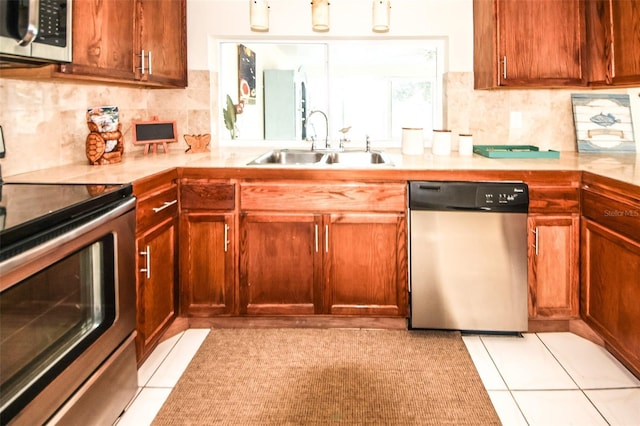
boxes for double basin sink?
[248,149,393,166]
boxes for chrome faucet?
[305,110,329,150]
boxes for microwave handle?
[17,0,40,47]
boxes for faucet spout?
[305,110,329,150]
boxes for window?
[218,39,444,147]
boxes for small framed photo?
[571,94,636,153]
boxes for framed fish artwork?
[571,93,635,153]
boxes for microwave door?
[0,0,72,65]
[0,0,36,58]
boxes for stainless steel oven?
[0,0,72,67]
[0,183,137,425]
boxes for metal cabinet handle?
[148,50,152,75]
[224,223,230,252]
[18,0,39,46]
[502,56,507,80]
[532,227,539,256]
[152,199,177,213]
[139,50,146,74]
[140,245,151,279]
[315,224,319,253]
[325,225,329,253]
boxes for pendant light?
[372,0,390,33]
[311,0,330,32]
[250,0,269,32]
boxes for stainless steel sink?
[247,149,327,165]
[247,149,393,166]
[324,150,393,165]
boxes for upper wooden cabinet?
[135,0,188,87]
[474,0,586,88]
[1,0,187,87]
[60,0,136,82]
[584,0,640,86]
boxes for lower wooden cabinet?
[133,173,179,363]
[238,181,408,317]
[581,176,640,376]
[239,213,321,315]
[526,176,581,325]
[179,180,236,316]
[135,215,177,359]
[527,214,580,319]
[326,213,407,316]
[180,213,235,316]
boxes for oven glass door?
[0,235,116,420]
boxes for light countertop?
[4,147,640,188]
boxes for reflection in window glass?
[218,39,443,146]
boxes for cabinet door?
[582,219,640,375]
[58,0,135,81]
[527,215,579,319]
[136,216,178,360]
[136,0,187,87]
[180,213,235,316]
[496,0,584,87]
[239,213,322,315]
[585,0,640,85]
[610,0,640,84]
[325,213,408,316]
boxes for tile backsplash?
[0,70,211,177]
[444,73,638,152]
[1,70,637,177]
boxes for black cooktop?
[0,183,133,255]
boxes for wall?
[191,0,639,151]
[1,0,639,177]
[0,71,210,176]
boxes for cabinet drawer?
[528,185,580,214]
[180,181,235,210]
[240,181,407,212]
[136,184,178,231]
[582,189,640,241]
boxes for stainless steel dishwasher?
[408,181,529,333]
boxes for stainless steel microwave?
[0,0,72,67]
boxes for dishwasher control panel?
[409,181,529,213]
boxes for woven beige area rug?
[152,328,500,425]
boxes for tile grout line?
[139,331,186,388]
[534,333,611,425]
[478,334,530,425]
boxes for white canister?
[401,128,424,155]
[432,130,452,156]
[458,134,474,156]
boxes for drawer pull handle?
[315,224,319,253]
[152,199,177,213]
[140,245,151,279]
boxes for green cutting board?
[473,145,560,159]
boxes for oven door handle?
[17,0,40,47]
[0,197,137,292]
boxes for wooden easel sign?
[132,117,178,154]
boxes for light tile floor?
[115,330,640,425]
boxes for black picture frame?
[0,125,5,158]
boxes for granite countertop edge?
[3,147,639,188]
